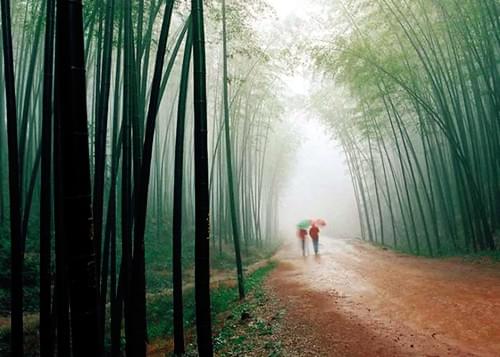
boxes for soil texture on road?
[266,237,500,357]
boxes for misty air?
[1,0,499,356]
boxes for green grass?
[212,261,282,356]
[369,235,500,263]
[211,240,281,270]
[0,213,281,355]
[463,250,500,263]
[147,260,278,342]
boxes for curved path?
[266,237,500,356]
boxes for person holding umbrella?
[297,219,311,256]
[310,219,326,255]
[309,224,320,255]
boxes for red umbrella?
[313,219,327,227]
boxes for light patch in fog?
[268,0,302,19]
[279,113,361,240]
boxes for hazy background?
[278,110,361,240]
[255,0,362,241]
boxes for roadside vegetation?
[0,0,291,355]
[311,0,500,257]
[2,0,500,355]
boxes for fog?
[261,0,360,242]
[278,111,361,241]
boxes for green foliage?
[0,233,39,314]
[312,0,500,256]
[2,0,286,353]
[212,240,280,270]
[212,261,281,355]
[146,260,277,343]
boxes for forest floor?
[265,237,500,357]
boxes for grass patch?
[368,236,500,260]
[210,261,284,356]
[0,231,280,356]
[147,260,278,351]
[211,240,281,270]
[462,250,500,263]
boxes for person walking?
[297,228,308,256]
[309,224,320,255]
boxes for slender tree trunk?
[0,0,24,354]
[94,0,115,352]
[109,7,124,357]
[172,26,193,355]
[367,132,385,246]
[54,0,99,355]
[122,1,135,354]
[0,62,5,225]
[192,0,214,354]
[131,2,175,354]
[94,0,115,313]
[222,0,245,300]
[39,1,56,352]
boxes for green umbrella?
[297,219,312,229]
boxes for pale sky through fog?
[268,0,302,19]
[278,112,361,240]
[264,0,361,240]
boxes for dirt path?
[266,237,500,357]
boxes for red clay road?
[266,237,500,356]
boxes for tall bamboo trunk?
[222,0,245,300]
[54,0,99,355]
[0,0,24,354]
[192,0,214,354]
[130,2,176,354]
[172,26,193,355]
[122,1,135,354]
[40,0,56,354]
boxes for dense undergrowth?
[0,227,280,355]
[189,261,280,356]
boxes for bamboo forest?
[1,0,499,356]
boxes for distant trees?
[313,0,500,255]
[206,0,283,258]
